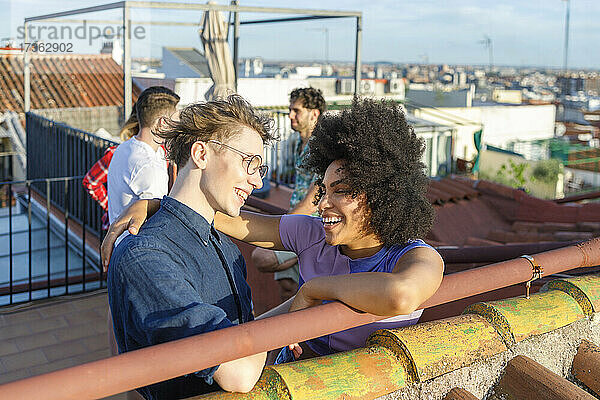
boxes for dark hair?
[289,87,327,115]
[119,102,139,141]
[155,94,276,167]
[303,97,434,245]
[135,86,179,129]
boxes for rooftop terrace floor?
[0,289,125,399]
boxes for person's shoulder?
[108,140,134,169]
[112,138,134,155]
[390,239,428,250]
[110,227,176,273]
[129,144,167,175]
[281,214,323,234]
[114,231,163,256]
[279,214,325,252]
[387,240,437,260]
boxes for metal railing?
[0,176,103,306]
[26,112,118,236]
[261,109,298,187]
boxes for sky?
[3,0,600,69]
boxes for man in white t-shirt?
[108,88,179,244]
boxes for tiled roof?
[0,53,141,112]
[427,176,600,247]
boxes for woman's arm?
[213,352,267,393]
[214,211,284,250]
[102,202,286,269]
[289,247,444,316]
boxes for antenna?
[478,35,493,72]
[562,0,570,73]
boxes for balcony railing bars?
[0,176,102,306]
[262,109,298,187]
[26,112,118,236]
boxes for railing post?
[123,4,132,121]
[8,183,13,304]
[64,178,69,295]
[82,182,86,291]
[354,15,362,96]
[46,179,51,298]
[27,181,32,301]
[24,22,31,113]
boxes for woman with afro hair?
[102,97,444,361]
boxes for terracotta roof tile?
[428,198,511,246]
[427,186,454,204]
[0,53,140,112]
[427,175,600,248]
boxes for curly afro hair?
[303,97,434,246]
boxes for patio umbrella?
[199,2,236,100]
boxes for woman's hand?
[288,343,303,359]
[101,199,157,271]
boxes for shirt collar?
[160,196,220,245]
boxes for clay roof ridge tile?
[433,179,474,201]
[427,186,454,205]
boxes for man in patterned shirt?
[252,87,326,301]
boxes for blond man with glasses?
[107,95,276,399]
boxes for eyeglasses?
[207,140,268,179]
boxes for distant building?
[406,86,474,108]
[414,104,556,161]
[99,38,123,65]
[557,75,585,96]
[492,89,522,104]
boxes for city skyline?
[3,0,600,69]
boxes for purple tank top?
[279,214,436,355]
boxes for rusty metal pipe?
[0,238,598,399]
[436,241,577,264]
[421,237,600,308]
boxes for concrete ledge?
[367,314,506,382]
[544,273,600,315]
[464,290,585,344]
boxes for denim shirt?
[108,196,254,400]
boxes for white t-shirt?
[107,137,168,243]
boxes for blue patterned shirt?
[289,139,318,210]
